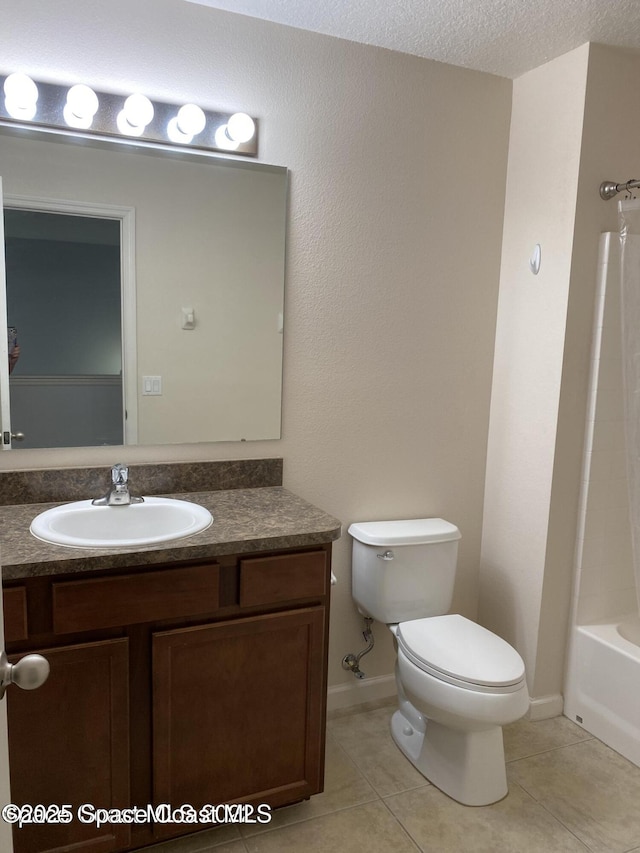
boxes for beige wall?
[0,0,512,694]
[481,43,640,708]
[479,45,589,706]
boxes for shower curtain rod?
[600,179,640,200]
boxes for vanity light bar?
[0,73,258,157]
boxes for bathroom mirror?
[0,130,287,449]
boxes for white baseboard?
[327,674,396,713]
[328,680,564,722]
[528,693,564,721]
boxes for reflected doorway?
[4,208,123,448]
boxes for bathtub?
[564,615,640,767]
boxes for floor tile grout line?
[323,732,386,800]
[536,800,594,853]
[144,834,247,853]
[373,796,425,853]
[507,781,594,852]
[328,711,437,799]
[237,742,382,839]
[240,799,416,847]
[232,736,386,840]
[505,745,630,853]
[505,736,595,764]
[534,790,640,853]
[326,745,432,801]
[507,737,598,773]
[237,793,383,841]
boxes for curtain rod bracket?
[600,179,640,200]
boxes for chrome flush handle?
[376,550,394,561]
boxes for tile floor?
[145,701,640,853]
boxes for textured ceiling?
[185,0,640,78]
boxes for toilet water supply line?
[342,617,375,679]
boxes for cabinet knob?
[0,650,50,699]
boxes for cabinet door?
[7,638,130,853]
[152,607,326,835]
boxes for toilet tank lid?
[348,518,461,546]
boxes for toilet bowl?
[390,615,528,805]
[348,518,529,806]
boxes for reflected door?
[0,186,137,450]
[4,207,123,449]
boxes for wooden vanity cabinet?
[6,638,131,853]
[152,606,325,839]
[3,544,331,853]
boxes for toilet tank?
[348,518,461,624]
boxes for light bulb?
[117,93,154,137]
[3,73,38,120]
[176,103,206,137]
[123,93,154,127]
[167,116,192,144]
[214,124,239,151]
[64,84,99,129]
[226,112,255,143]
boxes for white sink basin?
[30,497,213,549]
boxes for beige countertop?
[0,487,342,580]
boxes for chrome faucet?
[92,463,144,506]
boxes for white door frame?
[0,177,14,851]
[0,180,11,449]
[0,572,12,852]
[2,193,138,447]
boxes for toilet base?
[391,709,508,806]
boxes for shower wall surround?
[564,233,640,767]
[573,234,634,624]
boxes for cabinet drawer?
[240,550,326,607]
[53,564,220,634]
[3,586,28,643]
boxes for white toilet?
[348,518,529,806]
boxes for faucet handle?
[112,463,128,485]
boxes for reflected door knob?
[0,650,50,699]
[2,431,25,445]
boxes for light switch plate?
[142,375,162,395]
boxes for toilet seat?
[396,614,526,694]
